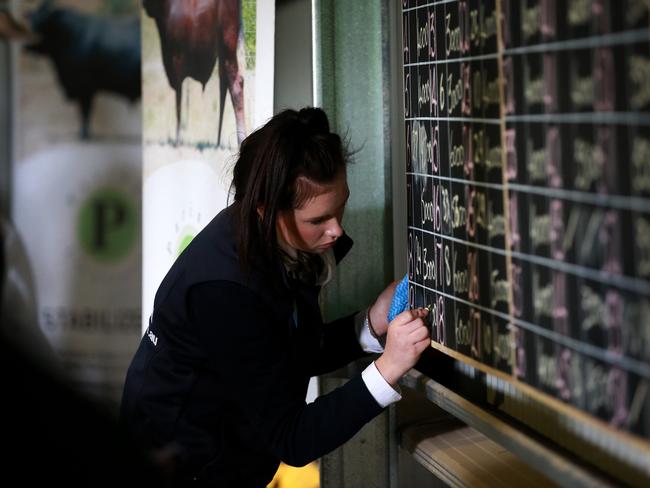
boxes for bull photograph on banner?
[5,0,274,406]
[8,0,144,407]
[143,0,246,146]
[141,0,274,331]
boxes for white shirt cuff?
[354,309,384,354]
[361,361,402,408]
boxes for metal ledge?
[399,370,620,488]
[400,415,558,488]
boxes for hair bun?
[297,107,330,134]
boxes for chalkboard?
[402,0,650,480]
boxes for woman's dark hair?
[231,107,350,274]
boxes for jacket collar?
[276,233,354,289]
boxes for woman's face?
[277,170,350,254]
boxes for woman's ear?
[256,205,264,219]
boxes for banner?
[12,0,143,405]
[142,0,275,329]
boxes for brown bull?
[143,0,246,146]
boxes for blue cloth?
[387,275,409,323]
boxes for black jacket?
[120,205,384,486]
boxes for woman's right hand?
[374,308,430,386]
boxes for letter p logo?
[78,188,137,262]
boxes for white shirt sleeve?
[354,309,384,354]
[354,309,402,407]
[361,361,402,408]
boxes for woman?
[120,107,430,486]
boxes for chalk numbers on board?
[402,0,650,438]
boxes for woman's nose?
[327,219,343,239]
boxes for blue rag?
[387,275,409,323]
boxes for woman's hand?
[374,308,430,386]
[367,279,400,337]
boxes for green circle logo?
[78,188,137,262]
[177,232,195,256]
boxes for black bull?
[25,3,141,140]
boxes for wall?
[315,0,395,322]
[314,1,398,486]
[0,41,12,216]
[274,0,313,112]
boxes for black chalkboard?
[402,0,650,481]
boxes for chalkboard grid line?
[405,116,502,124]
[406,171,506,191]
[404,52,500,67]
[409,280,650,380]
[402,28,650,66]
[402,0,457,13]
[504,112,650,126]
[407,225,650,296]
[406,171,650,213]
[507,183,650,214]
[503,28,650,56]
[405,113,650,125]
[494,0,519,389]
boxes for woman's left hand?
[368,279,400,337]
